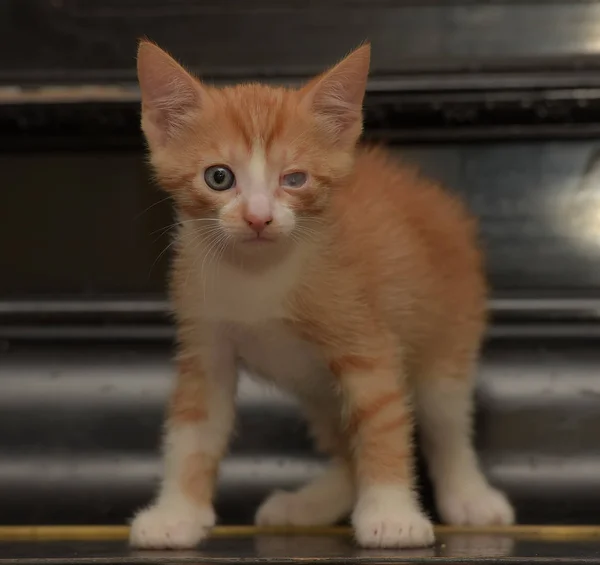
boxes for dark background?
[2,0,600,527]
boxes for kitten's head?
[137,41,370,249]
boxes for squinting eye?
[281,171,307,189]
[204,165,235,191]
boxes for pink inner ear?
[137,41,203,141]
[301,44,371,139]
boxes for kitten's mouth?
[242,234,275,244]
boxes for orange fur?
[169,357,207,424]
[130,40,513,551]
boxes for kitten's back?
[322,145,486,364]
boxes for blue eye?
[205,165,235,191]
[281,171,307,189]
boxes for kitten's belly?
[233,321,331,398]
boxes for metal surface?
[1,337,600,526]
[12,87,600,149]
[6,140,600,297]
[4,0,600,536]
[5,1,600,86]
[2,528,600,564]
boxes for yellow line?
[1,525,600,542]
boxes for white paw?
[129,503,216,549]
[352,488,435,549]
[256,489,336,526]
[437,484,515,526]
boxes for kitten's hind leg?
[414,367,514,526]
[255,457,354,526]
[255,398,354,527]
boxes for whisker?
[211,233,231,295]
[192,230,224,300]
[151,222,180,240]
[151,217,221,238]
[149,237,178,276]
[203,232,230,302]
[134,195,173,221]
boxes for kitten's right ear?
[299,43,370,146]
[137,40,205,146]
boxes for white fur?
[241,147,273,222]
[415,377,515,526]
[246,146,269,186]
[130,502,215,549]
[179,226,309,324]
[435,480,514,527]
[352,485,434,548]
[130,425,217,549]
[255,459,354,526]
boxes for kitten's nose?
[245,213,273,233]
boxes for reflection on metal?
[555,147,600,254]
[5,527,600,563]
[1,340,600,525]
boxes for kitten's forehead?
[217,84,296,153]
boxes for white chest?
[181,242,306,325]
[234,320,329,397]
[179,235,331,396]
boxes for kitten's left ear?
[300,43,371,145]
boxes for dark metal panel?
[0,151,172,297]
[5,2,600,85]
[5,140,600,297]
[0,338,599,525]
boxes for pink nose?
[245,213,273,233]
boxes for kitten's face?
[157,85,350,245]
[137,42,370,250]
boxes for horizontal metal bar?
[8,74,600,106]
[2,299,600,341]
[492,298,600,314]
[0,300,169,315]
[0,326,173,341]
[3,298,600,317]
[7,87,600,148]
[371,125,600,143]
[3,324,600,342]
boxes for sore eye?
[281,171,307,189]
[204,165,235,191]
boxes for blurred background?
[2,0,600,528]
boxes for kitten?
[130,40,514,549]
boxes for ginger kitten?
[130,41,514,549]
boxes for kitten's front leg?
[130,334,237,549]
[329,345,434,549]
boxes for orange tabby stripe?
[329,355,378,378]
[170,358,207,424]
[370,413,410,436]
[347,391,403,436]
[170,401,206,423]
